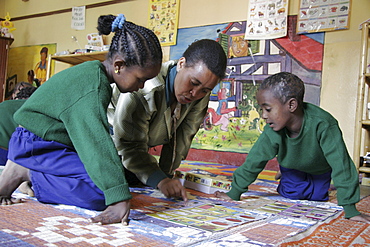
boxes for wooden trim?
[11,0,128,21]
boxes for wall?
[1,0,370,161]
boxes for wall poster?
[245,0,289,40]
[297,0,351,34]
[147,0,180,46]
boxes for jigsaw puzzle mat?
[0,160,353,246]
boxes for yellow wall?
[2,0,370,158]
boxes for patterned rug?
[280,195,370,246]
[0,161,368,246]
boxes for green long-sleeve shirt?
[0,99,26,148]
[227,103,360,218]
[14,61,132,205]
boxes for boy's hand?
[90,200,130,225]
[157,178,188,201]
[349,213,370,223]
[214,191,232,200]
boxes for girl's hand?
[90,200,131,225]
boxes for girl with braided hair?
[0,14,162,225]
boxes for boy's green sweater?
[227,103,360,218]
[0,99,26,148]
[14,61,132,205]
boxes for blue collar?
[165,65,177,106]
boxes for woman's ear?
[177,57,186,71]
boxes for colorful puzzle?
[140,195,340,233]
[175,161,279,194]
[146,199,266,232]
[175,161,235,194]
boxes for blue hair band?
[111,14,126,32]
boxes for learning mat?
[1,161,369,246]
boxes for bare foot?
[275,171,282,180]
[18,181,35,197]
[0,160,30,205]
[349,214,370,223]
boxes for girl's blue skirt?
[8,127,106,211]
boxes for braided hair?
[97,14,162,68]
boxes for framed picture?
[5,74,17,99]
[8,43,56,86]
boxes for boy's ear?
[287,98,298,112]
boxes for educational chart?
[297,0,351,34]
[147,0,180,46]
[245,0,289,40]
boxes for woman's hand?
[214,191,232,200]
[158,178,188,201]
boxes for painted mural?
[170,16,324,153]
[7,43,56,90]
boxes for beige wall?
[2,0,370,158]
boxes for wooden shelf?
[0,37,14,102]
[46,51,108,80]
[362,120,370,126]
[355,22,370,176]
[359,166,370,173]
[50,51,108,66]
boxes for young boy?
[215,72,370,223]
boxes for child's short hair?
[15,86,37,99]
[259,72,305,106]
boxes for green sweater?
[14,61,132,205]
[0,99,26,148]
[227,103,360,218]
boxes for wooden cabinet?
[354,22,370,182]
[46,51,108,80]
[0,37,14,102]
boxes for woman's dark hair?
[15,86,37,100]
[183,39,227,79]
[259,72,305,106]
[40,47,48,54]
[97,14,162,68]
